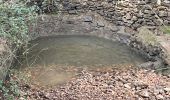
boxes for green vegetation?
[162,26,170,34]
[0,1,37,99]
[0,1,37,47]
[0,77,20,100]
[137,26,158,46]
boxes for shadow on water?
[15,35,147,87]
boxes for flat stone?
[143,9,151,14]
[117,26,125,33]
[84,16,93,22]
[68,10,77,14]
[109,25,119,32]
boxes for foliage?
[27,0,58,14]
[0,2,37,99]
[0,78,20,100]
[0,1,37,47]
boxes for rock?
[156,94,164,100]
[138,97,144,100]
[138,90,150,98]
[97,21,105,27]
[143,9,151,14]
[132,16,138,21]
[84,16,93,22]
[19,97,25,100]
[157,35,170,65]
[134,83,148,89]
[68,10,77,14]
[125,13,132,20]
[137,27,158,46]
[164,88,170,92]
[159,11,168,17]
[138,61,154,69]
[124,83,131,89]
[168,11,170,16]
[108,25,119,32]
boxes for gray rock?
[97,21,105,27]
[159,11,168,17]
[143,10,151,14]
[84,16,93,22]
[68,10,77,14]
[109,25,119,32]
[125,13,132,20]
[168,11,170,16]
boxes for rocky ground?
[11,67,169,100]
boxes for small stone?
[19,97,25,100]
[125,13,132,20]
[138,90,150,98]
[159,11,168,17]
[109,25,119,32]
[154,89,164,95]
[124,83,131,89]
[68,10,77,14]
[156,94,164,100]
[168,11,170,16]
[138,97,144,100]
[164,88,170,92]
[97,21,105,27]
[84,16,93,22]
[143,9,151,14]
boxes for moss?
[161,26,170,34]
[137,26,158,46]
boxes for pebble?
[84,16,93,22]
[156,94,164,100]
[124,83,131,89]
[164,88,170,92]
[138,90,150,98]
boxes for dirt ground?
[12,66,170,100]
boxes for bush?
[27,0,58,14]
[0,1,37,47]
[0,1,37,99]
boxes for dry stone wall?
[57,0,170,31]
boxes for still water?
[17,35,146,87]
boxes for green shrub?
[0,1,37,47]
[27,0,58,14]
[0,78,20,100]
